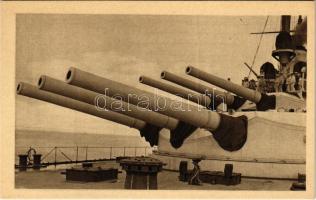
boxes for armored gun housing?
[66,67,248,150]
[148,16,306,179]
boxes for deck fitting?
[119,156,164,189]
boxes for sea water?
[15,130,151,164]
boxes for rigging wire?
[271,17,279,71]
[247,16,270,79]
[271,17,276,51]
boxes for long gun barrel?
[38,75,179,131]
[16,82,146,130]
[186,66,276,111]
[139,76,213,108]
[186,66,262,103]
[161,71,232,101]
[160,71,246,110]
[66,67,248,151]
[66,67,221,130]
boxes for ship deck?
[15,161,296,190]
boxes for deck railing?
[15,146,152,166]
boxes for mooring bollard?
[18,154,28,171]
[32,154,42,170]
[179,161,188,181]
[224,164,233,178]
[120,157,163,189]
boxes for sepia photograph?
[0,1,315,199]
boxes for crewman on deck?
[279,73,286,92]
[298,74,304,99]
[301,67,307,92]
[257,75,266,93]
[286,74,291,92]
[274,74,281,92]
[294,72,300,91]
[249,79,257,90]
[242,77,249,88]
[289,73,296,92]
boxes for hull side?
[155,112,306,179]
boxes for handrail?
[15,146,151,166]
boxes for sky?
[15,14,286,135]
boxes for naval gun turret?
[66,67,247,151]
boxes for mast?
[280,15,291,32]
[272,16,295,70]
